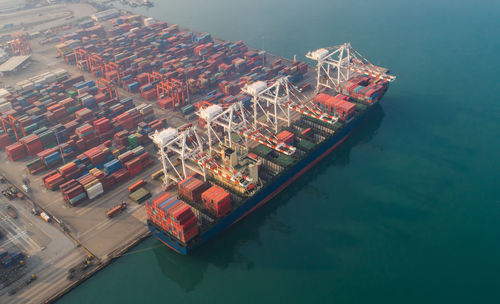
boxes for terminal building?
[0,55,31,76]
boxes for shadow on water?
[152,104,385,291]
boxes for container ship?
[147,44,396,254]
[38,13,393,254]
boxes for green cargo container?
[67,90,77,99]
[274,154,295,168]
[129,188,151,203]
[252,144,295,168]
[34,127,48,135]
[252,144,273,157]
[40,95,51,102]
[297,139,315,152]
[24,123,38,134]
[56,75,69,82]
[131,145,145,156]
[26,158,42,169]
[39,131,56,148]
[22,91,37,98]
[128,134,138,148]
[181,104,195,116]
[66,105,80,114]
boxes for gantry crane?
[96,78,119,99]
[1,114,27,141]
[88,54,105,78]
[74,48,90,71]
[242,77,338,130]
[9,33,31,56]
[199,102,296,156]
[156,78,187,108]
[104,61,122,84]
[306,43,396,92]
[151,127,254,192]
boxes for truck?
[7,205,17,219]
[106,202,127,218]
[40,212,51,223]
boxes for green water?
[59,0,500,303]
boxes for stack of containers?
[145,193,199,243]
[75,108,94,121]
[0,133,12,150]
[80,94,97,109]
[114,112,135,130]
[60,179,87,206]
[138,152,153,168]
[114,131,129,147]
[58,162,81,180]
[333,100,356,120]
[127,134,138,149]
[46,104,67,123]
[59,141,75,160]
[201,185,232,218]
[26,158,45,174]
[84,146,109,166]
[86,180,104,200]
[93,118,113,136]
[5,143,27,161]
[131,145,145,156]
[103,159,122,175]
[166,201,199,243]
[118,150,135,164]
[276,131,295,145]
[314,93,356,120]
[178,176,206,203]
[21,134,44,156]
[77,173,104,200]
[38,148,61,168]
[75,124,96,140]
[111,168,130,184]
[148,119,164,131]
[38,130,57,149]
[44,172,65,190]
[90,168,115,191]
[125,157,143,176]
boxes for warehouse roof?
[0,55,31,73]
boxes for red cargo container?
[118,151,135,164]
[45,173,65,190]
[128,180,146,193]
[178,176,206,203]
[6,142,27,161]
[276,130,295,145]
[112,168,130,184]
[0,133,12,150]
[202,185,231,218]
[125,158,143,176]
[158,97,173,109]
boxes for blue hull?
[149,107,371,255]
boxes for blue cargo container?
[104,159,122,175]
[70,193,87,206]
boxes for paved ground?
[0,3,97,36]
[0,180,87,304]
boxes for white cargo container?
[86,182,104,200]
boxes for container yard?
[0,1,396,302]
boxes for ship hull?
[149,106,372,255]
